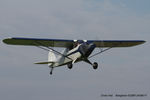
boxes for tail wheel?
[67,64,73,69]
[50,67,54,75]
[93,62,98,69]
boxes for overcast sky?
[0,0,150,100]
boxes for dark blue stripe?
[88,40,145,42]
[11,37,145,43]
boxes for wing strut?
[88,47,112,58]
[33,41,73,61]
[89,40,132,58]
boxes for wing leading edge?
[3,37,145,48]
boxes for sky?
[0,0,150,100]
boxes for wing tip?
[3,37,15,45]
[139,40,146,45]
[129,40,146,47]
[142,40,146,43]
[3,38,11,44]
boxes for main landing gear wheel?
[92,62,98,69]
[67,64,73,69]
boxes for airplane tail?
[34,50,57,66]
[48,50,57,66]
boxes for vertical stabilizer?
[57,48,69,62]
[48,50,56,66]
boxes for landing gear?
[84,59,98,69]
[50,67,54,75]
[92,62,98,69]
[67,63,73,69]
[50,71,52,75]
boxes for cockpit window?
[73,40,89,48]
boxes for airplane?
[3,37,145,75]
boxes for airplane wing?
[87,40,145,47]
[3,37,145,48]
[3,37,74,47]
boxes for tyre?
[67,64,73,69]
[93,62,98,69]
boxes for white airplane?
[3,37,145,75]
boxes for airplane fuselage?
[51,42,96,67]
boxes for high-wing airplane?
[3,37,145,75]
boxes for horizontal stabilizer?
[34,61,55,64]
